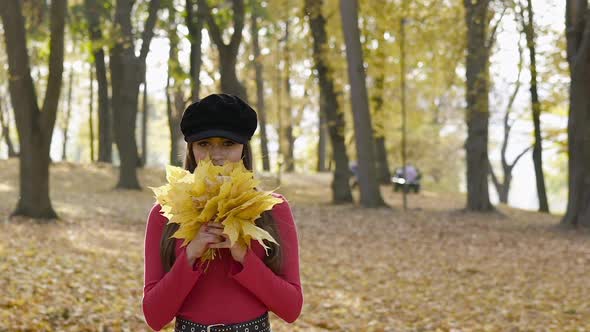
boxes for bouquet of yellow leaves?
[149,157,283,264]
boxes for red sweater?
[142,194,303,331]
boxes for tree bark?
[275,35,283,172]
[463,0,493,211]
[0,95,18,158]
[306,0,352,203]
[251,2,270,171]
[109,0,160,189]
[186,0,203,102]
[488,159,510,204]
[562,0,590,226]
[166,6,185,167]
[317,110,327,172]
[522,0,549,212]
[372,56,391,184]
[280,18,295,172]
[140,77,148,168]
[340,0,385,207]
[89,64,95,162]
[489,35,527,205]
[489,146,530,204]
[165,79,184,167]
[0,0,67,219]
[62,60,74,161]
[199,0,247,100]
[84,0,112,163]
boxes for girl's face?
[192,137,244,166]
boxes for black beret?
[180,93,258,144]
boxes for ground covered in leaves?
[0,158,589,332]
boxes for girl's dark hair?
[159,142,283,275]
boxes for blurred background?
[1,0,589,331]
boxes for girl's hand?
[207,224,248,264]
[186,222,224,265]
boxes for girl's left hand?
[207,223,247,263]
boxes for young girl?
[142,93,303,332]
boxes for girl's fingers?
[207,221,223,228]
[206,227,224,235]
[208,238,231,248]
[203,233,224,243]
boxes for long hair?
[159,142,283,274]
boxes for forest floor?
[0,158,589,332]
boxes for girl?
[142,94,303,332]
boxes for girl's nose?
[209,147,225,165]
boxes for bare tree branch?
[501,30,524,168]
[199,0,226,48]
[199,0,244,57]
[488,157,502,191]
[508,145,533,170]
[486,5,507,51]
[228,0,244,51]
[139,0,161,62]
[40,0,66,141]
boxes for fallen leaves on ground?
[0,158,589,332]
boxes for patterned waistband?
[175,312,270,332]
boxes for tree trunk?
[165,80,184,166]
[488,36,529,206]
[110,51,142,188]
[167,5,186,167]
[372,61,391,184]
[186,0,203,102]
[84,0,112,163]
[306,0,352,203]
[0,0,66,219]
[523,0,549,213]
[275,35,283,172]
[251,3,270,171]
[374,137,390,183]
[89,64,95,162]
[489,160,510,203]
[0,95,18,157]
[109,0,160,189]
[62,61,74,161]
[317,111,327,172]
[563,0,590,226]
[281,18,295,172]
[94,48,112,163]
[400,14,408,210]
[200,0,247,100]
[140,77,148,168]
[340,0,385,207]
[464,0,493,211]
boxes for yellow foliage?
[149,157,283,262]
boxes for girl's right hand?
[186,222,225,264]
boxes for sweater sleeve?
[229,195,304,323]
[142,204,205,331]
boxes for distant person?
[142,94,303,331]
[392,164,421,193]
[404,164,418,183]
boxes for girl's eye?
[197,141,210,147]
[223,141,235,146]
